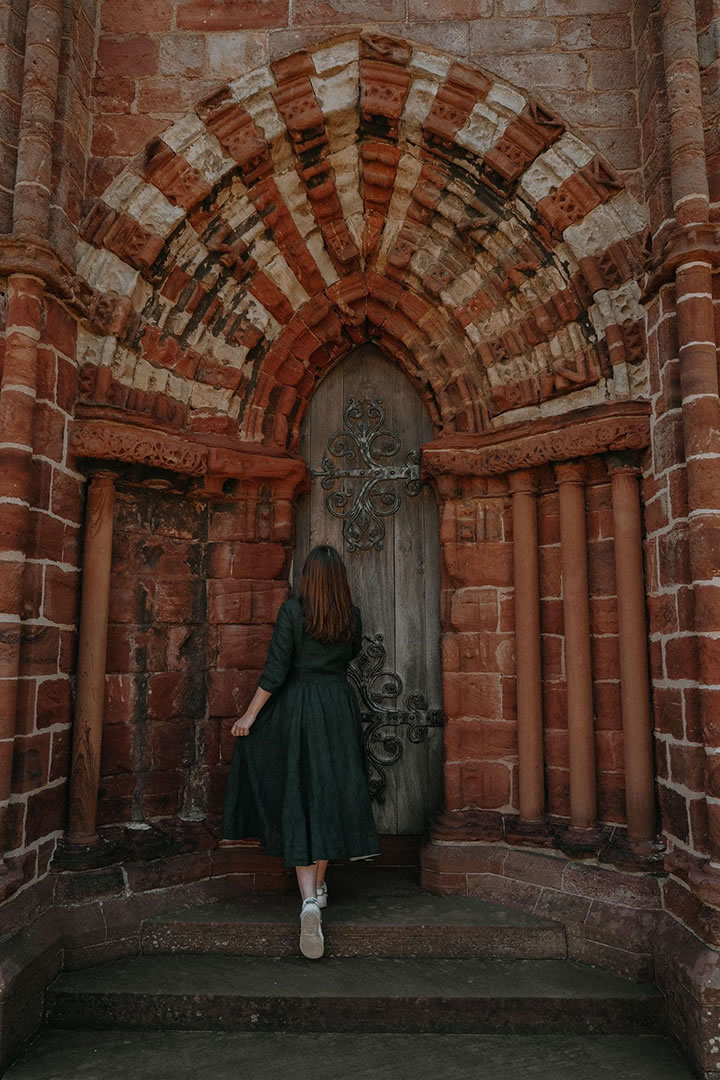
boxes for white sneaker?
[299,896,324,959]
[315,882,328,909]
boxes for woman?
[222,544,379,959]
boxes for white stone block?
[265,252,310,309]
[410,49,451,79]
[312,39,359,74]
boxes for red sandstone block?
[97,35,159,77]
[56,356,78,413]
[504,849,565,890]
[690,798,710,853]
[32,401,66,464]
[92,75,135,114]
[647,592,678,637]
[43,564,79,626]
[146,671,191,721]
[658,782,690,845]
[153,580,203,624]
[231,543,289,579]
[142,769,182,817]
[104,674,137,726]
[178,0,288,29]
[665,635,700,683]
[96,773,135,826]
[447,587,499,632]
[44,298,76,361]
[109,575,154,625]
[100,722,134,775]
[544,727,569,767]
[539,598,563,635]
[24,781,67,845]
[36,677,71,729]
[51,470,84,525]
[444,718,517,762]
[540,634,563,679]
[670,742,706,793]
[102,0,173,31]
[652,685,684,740]
[92,114,167,158]
[11,732,50,794]
[590,635,620,680]
[217,624,273,670]
[467,872,540,913]
[587,539,616,598]
[19,625,59,676]
[538,546,561,597]
[462,760,511,809]
[151,719,194,770]
[443,542,513,588]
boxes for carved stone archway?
[71,31,650,453]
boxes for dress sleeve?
[257,601,295,693]
[350,605,363,659]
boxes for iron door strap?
[310,397,421,551]
[348,633,443,802]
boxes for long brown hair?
[299,545,354,643]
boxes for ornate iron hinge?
[311,397,421,551]
[348,633,444,802]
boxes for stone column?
[608,457,657,847]
[555,461,597,836]
[508,469,545,826]
[65,471,116,848]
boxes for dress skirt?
[222,597,380,868]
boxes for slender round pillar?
[66,472,116,846]
[609,458,657,845]
[555,461,597,831]
[508,469,544,824]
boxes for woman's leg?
[316,859,328,888]
[295,863,318,901]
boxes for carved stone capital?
[552,459,587,486]
[645,221,720,298]
[70,420,208,476]
[421,402,650,479]
[507,468,540,495]
[69,419,309,498]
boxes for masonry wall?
[89,0,642,201]
[1,289,82,896]
[1,0,719,950]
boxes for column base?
[430,809,504,842]
[599,830,666,872]
[688,860,720,907]
[556,824,610,858]
[504,815,557,848]
[51,833,122,871]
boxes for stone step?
[6,1030,694,1080]
[141,867,567,959]
[44,954,663,1035]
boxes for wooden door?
[294,345,443,835]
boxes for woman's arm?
[231,600,295,737]
[231,686,271,737]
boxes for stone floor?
[6,1030,695,1079]
[3,867,696,1078]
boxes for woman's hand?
[231,711,256,737]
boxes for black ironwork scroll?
[348,633,443,802]
[311,397,421,551]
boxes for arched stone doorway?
[294,344,442,837]
[63,30,655,873]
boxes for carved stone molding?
[421,402,650,479]
[70,419,309,493]
[644,221,720,299]
[70,421,208,476]
[0,235,139,342]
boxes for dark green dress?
[222,596,380,867]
